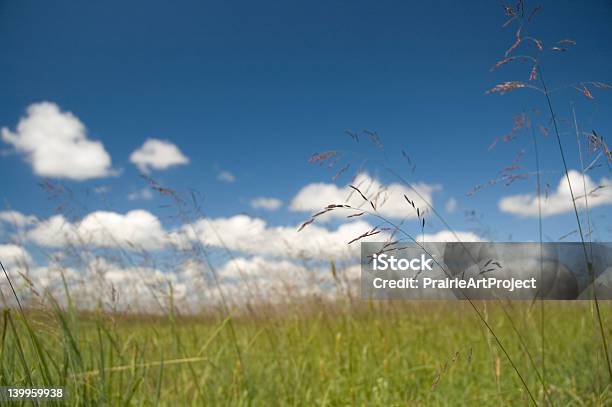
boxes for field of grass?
[1,300,611,405]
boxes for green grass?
[1,300,611,406]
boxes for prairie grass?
[1,300,611,405]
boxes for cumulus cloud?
[1,102,113,180]
[27,215,77,247]
[215,256,336,300]
[88,257,181,294]
[23,205,481,260]
[418,230,482,242]
[499,170,612,218]
[173,214,480,259]
[250,197,282,211]
[172,215,379,260]
[15,258,185,311]
[3,210,484,310]
[219,256,306,281]
[6,254,337,311]
[78,210,167,249]
[0,244,32,267]
[127,187,154,201]
[28,210,167,250]
[130,139,189,173]
[0,210,38,227]
[217,170,235,183]
[290,173,440,219]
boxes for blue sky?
[1,0,612,254]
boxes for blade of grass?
[538,65,612,382]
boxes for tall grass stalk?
[528,112,548,404]
[538,66,612,382]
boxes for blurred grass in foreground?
[1,300,611,406]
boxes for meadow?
[1,298,611,405]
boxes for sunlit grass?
[1,300,611,405]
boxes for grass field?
[2,300,611,405]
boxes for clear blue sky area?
[1,0,611,243]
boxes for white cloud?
[1,102,113,180]
[78,210,167,249]
[418,230,482,242]
[88,258,178,291]
[290,173,440,220]
[218,256,306,281]
[130,139,189,173]
[28,210,167,250]
[27,215,78,247]
[250,197,282,211]
[24,207,482,259]
[2,215,484,310]
[21,258,184,311]
[0,211,38,227]
[217,170,235,183]
[127,187,154,201]
[173,214,380,260]
[0,244,32,267]
[176,217,480,259]
[24,209,380,259]
[445,198,457,214]
[499,170,612,218]
[215,256,333,300]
